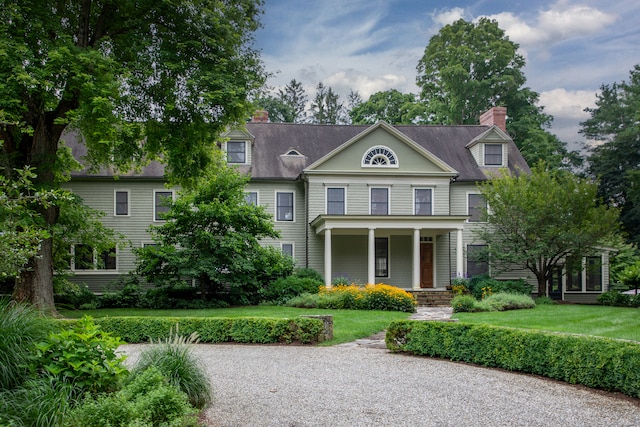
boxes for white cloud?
[539,88,596,120]
[431,7,465,27]
[482,3,617,49]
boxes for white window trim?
[245,190,259,206]
[361,145,399,168]
[114,189,130,217]
[275,191,295,222]
[483,143,504,167]
[225,141,249,165]
[466,192,487,223]
[325,186,347,215]
[70,244,118,273]
[153,190,175,222]
[369,187,390,215]
[280,242,295,258]
[413,187,434,215]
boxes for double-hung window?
[227,141,246,164]
[370,188,389,215]
[484,144,503,166]
[468,194,486,222]
[115,190,129,216]
[72,245,116,271]
[154,191,173,221]
[414,188,433,215]
[327,187,345,215]
[586,256,603,291]
[276,192,294,221]
[281,243,294,257]
[245,191,258,206]
[466,245,489,277]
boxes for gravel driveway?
[120,343,640,427]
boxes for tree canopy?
[475,166,619,296]
[582,64,640,246]
[416,18,578,169]
[135,160,293,305]
[0,0,266,311]
[255,78,308,123]
[349,89,421,125]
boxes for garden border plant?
[386,320,640,398]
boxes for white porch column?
[368,228,375,285]
[413,228,421,290]
[324,228,332,288]
[456,228,464,278]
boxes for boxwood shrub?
[386,320,640,398]
[57,316,325,344]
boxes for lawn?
[60,306,412,346]
[454,304,640,342]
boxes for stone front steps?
[409,290,454,307]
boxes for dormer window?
[484,144,503,166]
[362,146,398,167]
[227,141,246,163]
[284,149,302,156]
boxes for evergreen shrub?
[386,320,640,398]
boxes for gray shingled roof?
[69,122,530,182]
[242,122,530,182]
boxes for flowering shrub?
[315,284,416,313]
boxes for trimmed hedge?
[386,320,640,398]
[57,316,325,344]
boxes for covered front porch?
[310,215,468,289]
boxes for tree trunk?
[536,273,547,297]
[13,236,58,316]
[10,115,63,315]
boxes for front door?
[420,242,433,288]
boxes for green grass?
[454,304,640,342]
[60,306,411,345]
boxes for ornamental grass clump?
[132,327,212,409]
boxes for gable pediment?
[466,125,510,148]
[305,121,457,176]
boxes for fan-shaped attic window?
[362,146,398,168]
[284,149,303,156]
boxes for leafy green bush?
[386,320,640,398]
[142,284,229,309]
[132,329,211,409]
[619,260,640,289]
[59,316,325,344]
[0,299,53,390]
[451,295,478,313]
[468,274,532,299]
[99,283,143,308]
[285,292,320,308]
[476,293,536,311]
[258,275,323,305]
[54,278,97,309]
[65,366,198,427]
[597,291,631,307]
[292,267,324,282]
[33,316,128,395]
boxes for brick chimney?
[252,110,269,123]
[479,107,507,132]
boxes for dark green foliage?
[142,285,230,310]
[99,283,143,309]
[386,320,640,398]
[597,291,640,308]
[65,366,198,427]
[32,316,128,395]
[467,275,532,300]
[59,316,325,344]
[452,293,535,312]
[132,331,211,409]
[292,267,324,282]
[54,279,98,309]
[259,275,323,305]
[0,299,53,390]
[0,378,75,427]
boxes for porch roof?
[310,215,469,235]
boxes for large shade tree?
[349,89,422,125]
[581,65,640,246]
[0,0,266,312]
[475,166,619,296]
[416,18,578,169]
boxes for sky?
[253,0,640,148]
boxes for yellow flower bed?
[317,283,416,312]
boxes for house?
[63,107,611,303]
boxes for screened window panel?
[277,192,294,221]
[468,194,486,222]
[327,188,345,215]
[371,188,388,215]
[484,144,502,165]
[227,141,246,163]
[115,191,128,215]
[415,189,432,215]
